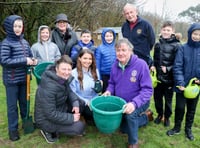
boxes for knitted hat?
[55,13,69,23]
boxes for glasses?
[57,21,67,24]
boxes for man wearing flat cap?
[52,13,78,56]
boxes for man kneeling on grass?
[103,38,153,148]
[34,55,85,143]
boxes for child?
[150,21,180,127]
[95,28,116,92]
[166,23,200,141]
[31,25,61,64]
[71,29,96,68]
[0,15,37,141]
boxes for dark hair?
[55,55,73,69]
[80,29,92,36]
[76,48,98,90]
[162,21,174,29]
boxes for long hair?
[76,48,98,90]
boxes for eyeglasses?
[57,21,67,24]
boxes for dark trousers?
[154,82,173,119]
[5,83,27,131]
[174,93,199,130]
[101,74,110,93]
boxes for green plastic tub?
[33,62,53,85]
[90,96,126,134]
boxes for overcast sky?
[142,0,199,20]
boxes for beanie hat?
[55,13,69,24]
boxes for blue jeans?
[120,102,150,144]
[5,83,27,131]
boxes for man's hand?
[123,102,135,114]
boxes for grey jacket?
[31,25,61,64]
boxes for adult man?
[122,3,155,66]
[103,38,153,148]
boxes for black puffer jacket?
[153,34,180,85]
[34,64,80,132]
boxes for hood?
[37,25,51,43]
[3,15,24,40]
[187,23,200,48]
[101,28,116,46]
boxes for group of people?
[0,2,200,148]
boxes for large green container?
[90,96,126,134]
[33,62,54,85]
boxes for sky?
[142,0,200,20]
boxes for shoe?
[166,128,180,136]
[128,143,139,148]
[164,118,170,127]
[185,129,194,141]
[9,130,20,141]
[145,109,154,122]
[40,130,58,144]
[154,115,162,124]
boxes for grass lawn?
[0,66,200,148]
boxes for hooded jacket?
[173,23,200,92]
[34,64,80,132]
[95,28,116,75]
[0,15,33,85]
[31,25,61,64]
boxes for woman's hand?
[73,113,80,122]
[72,106,80,114]
[123,102,135,114]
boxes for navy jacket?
[173,23,200,92]
[0,15,33,85]
[122,16,155,65]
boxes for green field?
[0,66,200,148]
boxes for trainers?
[40,130,57,144]
[154,115,163,124]
[9,130,20,141]
[164,118,170,127]
[166,128,180,136]
[185,129,194,141]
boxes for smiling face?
[191,30,200,42]
[80,33,92,44]
[116,42,132,65]
[57,20,68,33]
[78,52,93,70]
[160,26,174,39]
[13,19,23,36]
[56,62,72,80]
[105,31,114,44]
[123,4,138,23]
[40,28,50,42]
